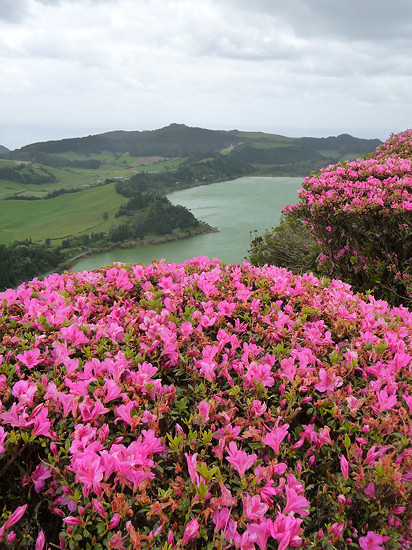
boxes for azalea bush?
[0,257,411,549]
[286,130,412,307]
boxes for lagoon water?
[72,176,302,271]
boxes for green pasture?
[0,181,58,199]
[49,151,118,162]
[0,154,185,200]
[0,165,131,200]
[0,182,125,245]
[251,141,293,150]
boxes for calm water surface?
[73,176,302,270]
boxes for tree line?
[0,240,63,290]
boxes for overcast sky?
[1,0,412,150]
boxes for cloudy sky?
[1,0,412,150]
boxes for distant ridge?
[12,124,238,157]
[9,124,381,156]
[6,124,382,176]
[0,145,10,155]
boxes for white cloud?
[0,0,411,148]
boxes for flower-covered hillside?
[0,257,411,548]
[286,129,412,307]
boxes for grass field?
[0,154,185,199]
[0,181,125,245]
[0,152,188,246]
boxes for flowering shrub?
[285,130,412,307]
[0,257,410,548]
[370,129,412,160]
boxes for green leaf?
[196,481,208,500]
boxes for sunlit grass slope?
[0,182,124,245]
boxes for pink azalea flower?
[258,480,283,504]
[217,300,236,317]
[179,321,193,338]
[31,463,52,493]
[79,398,109,423]
[213,507,231,532]
[0,427,7,454]
[372,389,398,414]
[63,516,83,525]
[268,514,303,550]
[16,348,42,369]
[197,400,211,422]
[182,518,199,545]
[30,406,53,438]
[283,487,310,517]
[108,513,121,530]
[249,400,267,417]
[60,324,89,347]
[364,481,376,499]
[340,455,349,480]
[35,530,45,550]
[359,531,390,550]
[115,401,137,427]
[262,420,289,454]
[315,368,343,393]
[167,529,175,546]
[93,499,106,519]
[108,531,126,550]
[243,494,269,521]
[4,504,28,530]
[12,380,38,406]
[244,360,275,388]
[185,453,200,486]
[246,521,271,549]
[72,452,104,497]
[225,441,257,478]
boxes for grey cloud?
[36,0,113,3]
[224,0,412,43]
[0,0,111,23]
[0,0,29,22]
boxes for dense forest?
[0,164,56,185]
[0,240,63,290]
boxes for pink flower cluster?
[0,257,410,548]
[288,156,412,215]
[371,129,412,160]
[286,130,412,306]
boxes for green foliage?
[0,240,63,289]
[288,131,412,307]
[247,213,321,274]
[0,164,56,185]
[116,153,253,196]
[109,196,199,242]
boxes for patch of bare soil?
[132,156,169,166]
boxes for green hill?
[7,124,382,178]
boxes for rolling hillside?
[3,124,382,179]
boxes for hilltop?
[4,124,382,177]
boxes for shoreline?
[64,222,219,272]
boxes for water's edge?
[72,176,302,271]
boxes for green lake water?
[72,176,303,270]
